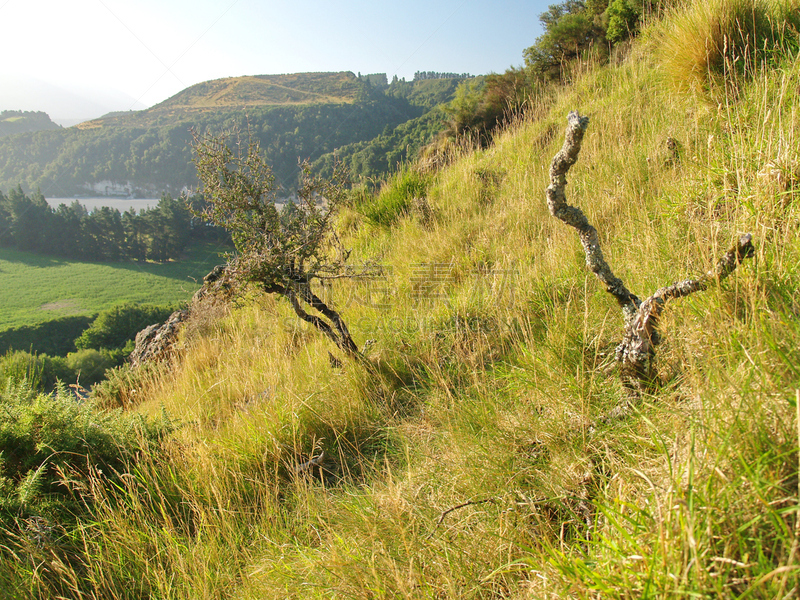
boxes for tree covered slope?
[0,72,468,196]
[0,110,61,138]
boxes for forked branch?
[546,111,754,393]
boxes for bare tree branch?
[425,498,497,540]
[616,234,754,389]
[546,111,640,322]
[546,111,755,393]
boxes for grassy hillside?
[81,72,363,130]
[3,2,799,597]
[150,72,360,109]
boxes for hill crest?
[154,71,361,109]
[76,72,362,130]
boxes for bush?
[0,378,171,527]
[66,348,119,386]
[606,0,641,43]
[524,0,608,82]
[91,361,159,409]
[442,79,485,139]
[0,348,121,392]
[74,303,176,351]
[193,131,364,356]
[443,70,531,144]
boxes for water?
[46,197,161,213]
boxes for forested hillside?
[0,110,61,138]
[0,72,469,196]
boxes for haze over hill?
[0,74,148,126]
[0,111,61,138]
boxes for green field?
[0,242,227,329]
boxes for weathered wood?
[546,111,755,394]
[293,451,326,475]
[616,234,754,389]
[546,111,640,324]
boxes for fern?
[16,463,47,507]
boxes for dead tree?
[546,111,754,394]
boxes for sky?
[0,0,549,125]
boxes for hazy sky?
[0,0,549,124]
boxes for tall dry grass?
[3,1,799,597]
[654,0,800,96]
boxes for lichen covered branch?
[616,234,755,389]
[546,111,640,320]
[546,111,755,394]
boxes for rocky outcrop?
[128,309,189,368]
[128,264,231,368]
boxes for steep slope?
[3,4,799,597]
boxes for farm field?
[0,241,227,329]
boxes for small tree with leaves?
[191,130,362,358]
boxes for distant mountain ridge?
[0,110,61,138]
[0,71,469,197]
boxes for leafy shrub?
[66,348,120,386]
[443,70,531,144]
[442,79,485,139]
[524,0,609,82]
[74,303,176,351]
[193,132,366,356]
[0,348,122,392]
[606,0,642,43]
[0,378,171,528]
[0,350,44,389]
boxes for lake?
[46,197,161,213]
[46,196,292,213]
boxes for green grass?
[0,241,226,329]
[2,1,800,598]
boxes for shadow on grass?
[110,242,229,283]
[0,247,69,268]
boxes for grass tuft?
[655,0,800,97]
